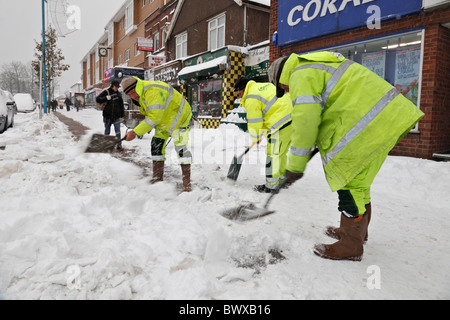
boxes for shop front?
[178,48,246,129]
[271,0,450,159]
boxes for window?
[118,54,122,65]
[125,49,130,62]
[209,14,225,51]
[198,79,223,118]
[176,32,188,59]
[107,25,113,46]
[154,32,160,52]
[161,29,166,48]
[321,30,423,109]
[125,2,134,30]
[135,43,141,56]
[142,0,145,7]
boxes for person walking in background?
[234,77,293,193]
[51,99,57,112]
[96,79,125,151]
[64,96,72,112]
[269,51,424,261]
[121,76,193,192]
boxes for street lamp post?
[42,0,48,114]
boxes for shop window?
[198,79,223,118]
[322,30,423,109]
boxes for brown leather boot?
[150,161,164,184]
[325,203,371,243]
[181,164,192,192]
[314,212,369,261]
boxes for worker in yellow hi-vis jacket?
[269,51,424,261]
[234,77,293,193]
[121,76,193,192]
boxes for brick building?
[270,0,450,160]
[81,0,173,97]
[164,0,271,128]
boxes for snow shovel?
[227,140,258,182]
[221,148,320,221]
[85,134,126,153]
[220,180,288,221]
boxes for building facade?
[165,0,271,128]
[270,0,450,160]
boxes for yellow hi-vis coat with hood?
[241,81,293,142]
[240,81,293,189]
[280,52,424,192]
[132,77,192,163]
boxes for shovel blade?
[85,134,119,153]
[220,203,275,221]
[227,155,244,181]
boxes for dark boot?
[314,212,369,261]
[325,203,371,243]
[150,161,164,184]
[181,164,192,192]
[253,184,274,193]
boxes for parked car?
[0,89,17,133]
[14,93,36,113]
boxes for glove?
[286,170,304,184]
[106,95,112,100]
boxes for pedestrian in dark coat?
[64,97,72,111]
[96,79,125,150]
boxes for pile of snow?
[0,108,449,300]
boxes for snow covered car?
[14,93,36,113]
[0,89,17,133]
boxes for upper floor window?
[154,32,160,52]
[176,32,188,59]
[125,2,134,30]
[209,14,225,51]
[125,49,130,62]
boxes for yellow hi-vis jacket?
[132,77,192,137]
[240,81,293,142]
[280,52,424,192]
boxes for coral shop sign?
[278,0,422,46]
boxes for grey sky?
[0,0,124,95]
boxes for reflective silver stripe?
[293,95,322,106]
[168,97,185,134]
[247,117,264,123]
[144,117,158,128]
[322,60,354,106]
[179,157,192,164]
[152,155,166,161]
[142,83,171,111]
[246,95,269,104]
[290,146,312,157]
[262,96,278,116]
[246,95,278,116]
[322,87,400,166]
[294,63,337,74]
[270,114,291,131]
[145,84,169,91]
[147,104,166,111]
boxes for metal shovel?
[85,134,126,153]
[220,181,287,221]
[220,148,319,221]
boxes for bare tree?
[0,61,30,94]
[32,25,70,103]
